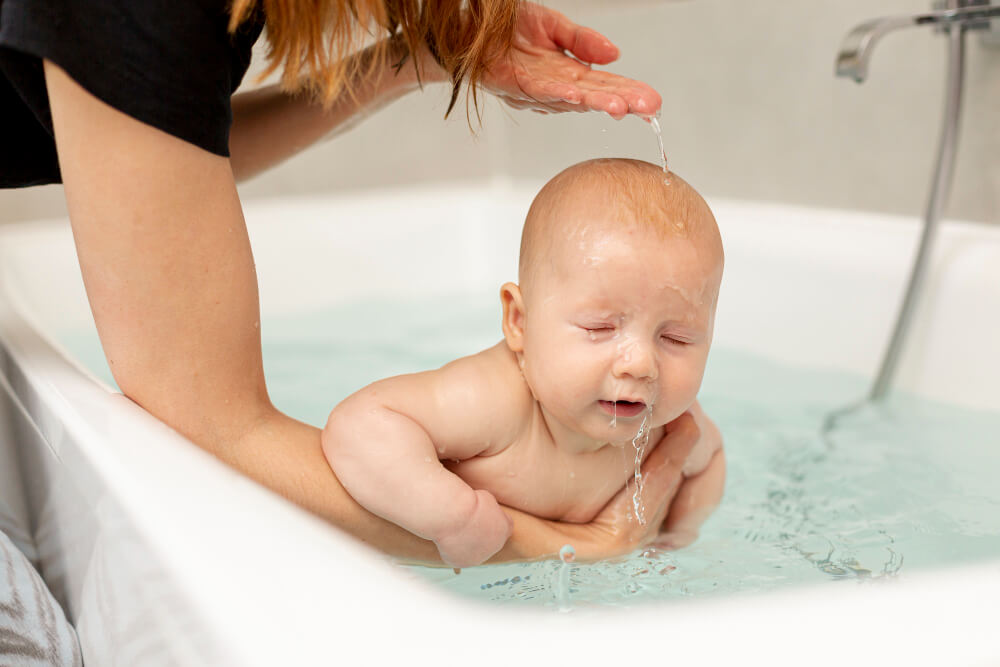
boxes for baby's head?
[501,158,724,449]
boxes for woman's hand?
[481,2,662,120]
[493,412,700,563]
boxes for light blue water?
[62,292,1000,608]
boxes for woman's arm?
[45,59,440,562]
[229,39,448,182]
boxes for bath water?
[61,292,1000,608]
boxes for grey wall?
[2,0,997,224]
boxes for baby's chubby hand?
[433,489,513,568]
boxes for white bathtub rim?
[0,288,436,663]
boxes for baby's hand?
[434,490,513,568]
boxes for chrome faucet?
[836,1,1000,83]
[824,1,998,433]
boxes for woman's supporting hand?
[493,412,700,563]
[482,2,661,120]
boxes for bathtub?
[1,181,998,665]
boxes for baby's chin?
[595,419,664,447]
[599,407,693,447]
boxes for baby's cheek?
[662,366,702,408]
[524,351,570,400]
[539,340,583,374]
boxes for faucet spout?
[836,4,1000,82]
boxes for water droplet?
[557,547,575,612]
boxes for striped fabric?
[0,521,82,666]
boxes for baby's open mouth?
[599,400,647,418]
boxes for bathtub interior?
[17,182,1000,411]
[1,182,999,664]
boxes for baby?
[322,158,726,567]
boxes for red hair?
[229,0,519,117]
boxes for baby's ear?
[500,282,526,352]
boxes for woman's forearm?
[229,39,449,181]
[235,408,445,563]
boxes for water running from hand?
[649,115,670,185]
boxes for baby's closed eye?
[660,333,692,346]
[579,324,617,341]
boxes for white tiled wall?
[2,0,997,224]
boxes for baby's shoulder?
[435,342,534,447]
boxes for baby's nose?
[612,337,658,381]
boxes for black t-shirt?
[0,0,265,187]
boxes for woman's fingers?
[513,72,640,118]
[525,69,661,117]
[580,89,629,119]
[548,16,619,65]
[636,412,701,527]
[577,71,662,117]
[583,412,700,552]
[528,77,583,106]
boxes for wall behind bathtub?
[2,0,997,225]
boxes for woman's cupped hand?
[481,2,662,119]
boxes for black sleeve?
[0,0,263,186]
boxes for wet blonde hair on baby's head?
[518,158,724,294]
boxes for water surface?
[62,292,1000,608]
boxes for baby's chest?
[448,444,635,523]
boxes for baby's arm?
[658,400,726,548]
[322,346,522,567]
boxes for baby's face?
[516,224,720,448]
